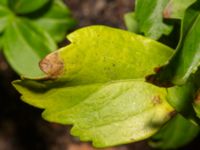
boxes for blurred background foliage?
[0,0,76,77]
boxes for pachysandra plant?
[0,0,76,77]
[12,0,200,149]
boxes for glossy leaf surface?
[0,5,12,32]
[3,18,57,77]
[13,26,174,147]
[9,0,49,14]
[33,0,76,42]
[154,2,200,85]
[150,114,199,150]
[135,0,172,39]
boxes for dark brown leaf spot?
[39,52,64,79]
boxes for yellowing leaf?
[39,26,173,83]
[13,79,174,147]
[13,26,174,147]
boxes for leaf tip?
[39,52,64,79]
[12,80,21,89]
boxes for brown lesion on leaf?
[152,95,162,105]
[163,1,173,18]
[39,52,64,79]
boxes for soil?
[0,0,200,150]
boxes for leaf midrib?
[11,20,48,59]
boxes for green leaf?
[3,18,57,78]
[172,2,200,81]
[135,0,172,39]
[0,0,8,6]
[153,2,200,85]
[8,0,50,14]
[0,5,13,32]
[179,2,200,42]
[13,79,174,147]
[124,12,139,33]
[168,14,200,84]
[167,80,197,116]
[149,114,199,150]
[13,26,174,147]
[163,0,196,19]
[162,74,200,125]
[33,0,76,42]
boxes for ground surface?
[0,0,200,150]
